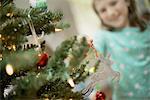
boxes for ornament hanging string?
[28,12,42,52]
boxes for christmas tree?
[0,0,120,99]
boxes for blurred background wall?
[67,0,100,36]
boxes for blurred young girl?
[91,0,150,99]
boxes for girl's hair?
[92,0,147,31]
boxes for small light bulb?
[67,78,75,87]
[6,64,14,76]
[12,45,16,51]
[36,73,40,78]
[0,54,2,61]
[2,37,5,40]
[38,53,41,57]
[44,98,49,100]
[55,28,63,32]
[7,46,11,50]
[89,67,95,73]
[6,13,11,17]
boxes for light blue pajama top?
[92,26,150,100]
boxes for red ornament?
[37,53,49,69]
[96,91,106,100]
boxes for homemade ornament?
[82,50,120,96]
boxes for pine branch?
[0,3,66,52]
[7,36,90,99]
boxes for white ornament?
[24,16,45,51]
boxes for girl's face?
[94,0,130,29]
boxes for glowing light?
[12,45,16,51]
[7,46,11,50]
[0,54,2,61]
[89,67,95,73]
[44,98,49,100]
[35,47,41,51]
[2,37,5,40]
[6,64,14,76]
[38,53,41,57]
[0,34,1,38]
[55,28,63,32]
[67,78,75,87]
[36,73,40,78]
[6,13,11,17]
[84,66,95,73]
[6,13,13,17]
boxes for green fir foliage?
[0,0,99,99]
